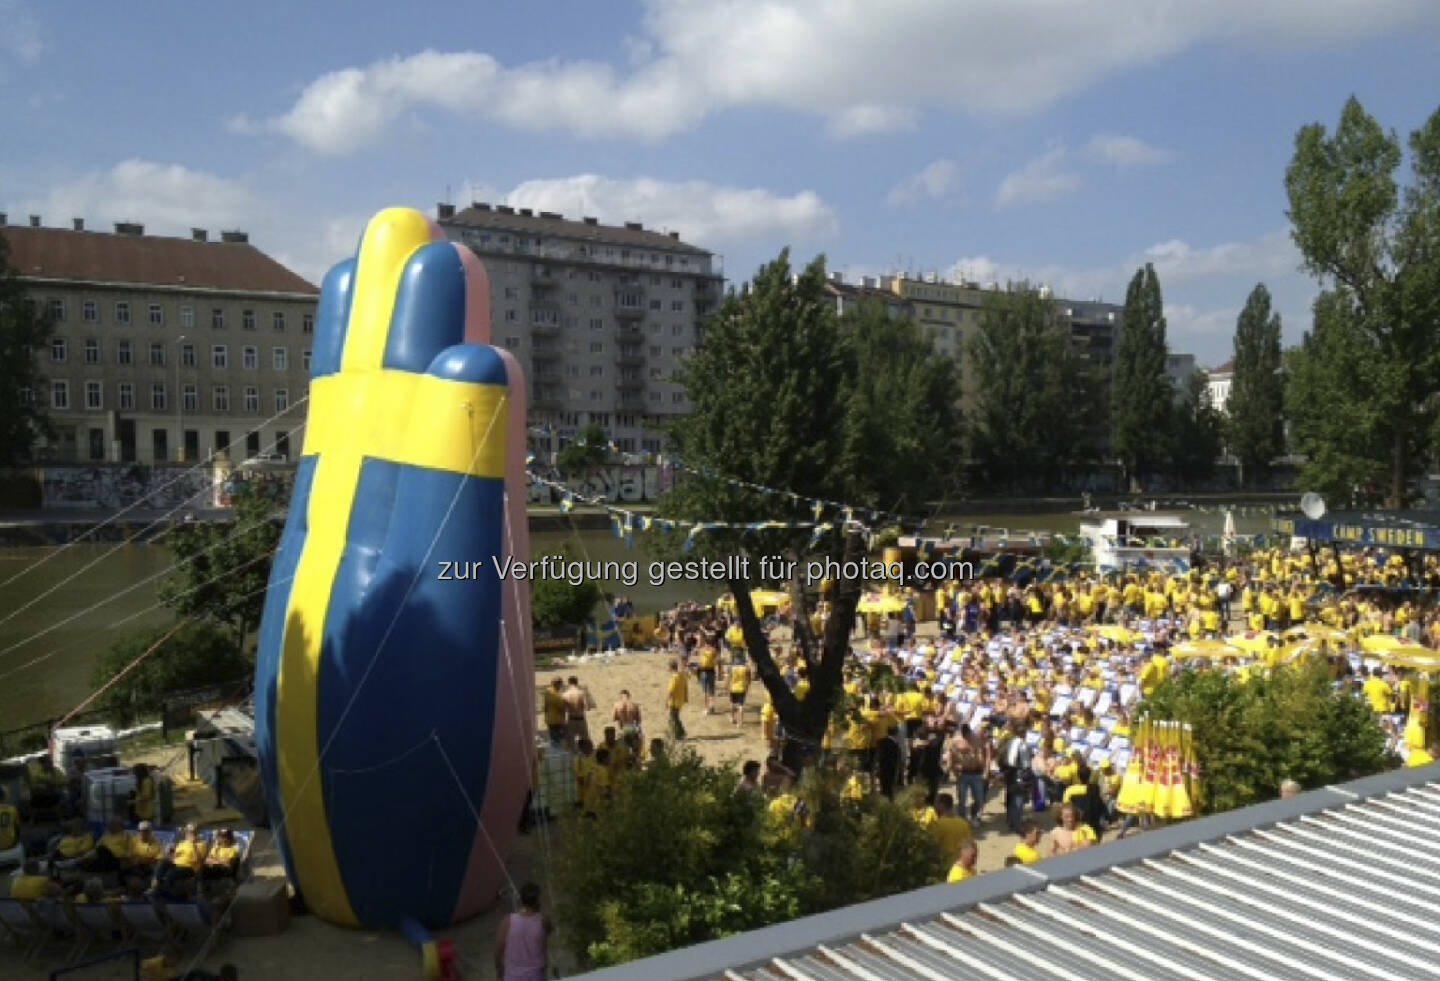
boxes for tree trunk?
[1388,434,1408,509]
[730,530,866,777]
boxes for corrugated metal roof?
[567,764,1440,981]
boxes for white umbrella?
[1222,509,1236,555]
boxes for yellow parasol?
[718,589,792,614]
[1094,625,1141,645]
[1228,631,1280,655]
[1171,639,1244,661]
[1406,674,1431,749]
[857,592,908,614]
[1282,623,1349,646]
[1115,717,1151,815]
[1362,634,1435,657]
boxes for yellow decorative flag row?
[1115,718,1199,819]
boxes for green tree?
[968,282,1099,491]
[1140,659,1389,814]
[158,480,281,655]
[1283,292,1388,503]
[1112,264,1171,489]
[1225,284,1286,487]
[1284,96,1440,507]
[555,421,611,476]
[531,545,601,639]
[835,298,962,510]
[0,235,55,464]
[1164,371,1224,487]
[92,620,254,725]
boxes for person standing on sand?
[612,689,642,739]
[666,659,689,740]
[563,676,594,748]
[495,882,552,981]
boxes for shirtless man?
[612,689,642,739]
[563,677,594,749]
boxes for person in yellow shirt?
[130,763,156,824]
[582,749,613,815]
[1012,822,1042,865]
[0,787,19,855]
[728,658,752,727]
[927,793,972,864]
[79,815,134,875]
[51,817,95,866]
[10,859,60,899]
[666,660,689,740]
[140,947,181,981]
[542,677,568,744]
[947,840,979,883]
[157,823,208,895]
[1362,669,1393,714]
[697,642,720,715]
[793,665,810,702]
[202,827,242,881]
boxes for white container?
[84,767,136,824]
[51,726,118,773]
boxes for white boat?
[1077,511,1192,572]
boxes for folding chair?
[72,902,125,959]
[120,899,173,947]
[0,898,44,960]
[30,897,83,961]
[164,900,220,948]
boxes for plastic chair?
[0,898,44,960]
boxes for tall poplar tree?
[1111,263,1171,488]
[1225,283,1286,487]
[1284,96,1440,507]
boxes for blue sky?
[3,0,1438,365]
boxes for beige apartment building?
[2,216,317,465]
[437,202,724,455]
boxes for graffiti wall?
[527,466,671,504]
[41,465,221,511]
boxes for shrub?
[1140,658,1391,813]
[91,620,253,726]
[552,748,944,969]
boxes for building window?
[272,311,286,332]
[649,391,661,403]
[237,309,255,332]
[213,386,230,412]
[302,313,313,333]
[180,305,195,328]
[85,338,101,363]
[618,292,642,308]
[51,338,66,362]
[590,390,602,402]
[671,324,683,335]
[151,383,166,410]
[274,388,289,412]
[115,302,131,325]
[671,300,684,312]
[244,387,259,413]
[301,349,311,371]
[149,343,165,366]
[52,380,69,409]
[589,366,603,376]
[649,345,661,356]
[589,318,604,330]
[148,304,163,326]
[183,384,198,412]
[272,347,287,371]
[83,300,98,323]
[211,308,225,329]
[672,392,685,404]
[566,365,580,377]
[672,278,683,289]
[49,298,66,321]
[589,342,603,353]
[504,287,518,300]
[505,310,517,322]
[504,337,519,348]
[181,343,196,367]
[118,382,134,410]
[213,345,228,369]
[117,340,132,365]
[649,299,662,310]
[85,380,103,410]
[242,346,257,370]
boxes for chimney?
[518,208,533,217]
[582,217,598,225]
[29,215,41,227]
[436,203,455,219]
[539,211,562,220]
[0,213,6,226]
[472,201,490,211]
[114,221,144,235]
[624,221,643,231]
[220,230,248,243]
[668,231,679,240]
[72,218,84,231]
[496,205,514,215]
[192,228,208,242]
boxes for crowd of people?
[537,542,1440,881]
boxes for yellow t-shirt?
[208,844,240,866]
[131,837,164,863]
[698,646,718,670]
[141,955,179,981]
[57,833,94,859]
[133,776,156,821]
[582,766,611,814]
[794,679,810,701]
[729,665,751,694]
[172,838,208,870]
[542,689,567,726]
[98,830,133,859]
[767,794,799,824]
[947,863,976,883]
[842,775,866,802]
[667,672,689,709]
[928,816,972,862]
[0,804,18,850]
[1408,747,1435,768]
[1013,842,1041,865]
[1363,677,1393,713]
[1073,824,1098,846]
[10,874,52,900]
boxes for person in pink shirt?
[495,882,551,981]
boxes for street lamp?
[175,334,186,462]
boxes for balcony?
[615,351,645,367]
[615,377,645,392]
[618,394,648,412]
[617,323,645,341]
[615,304,644,320]
[531,345,562,363]
[529,288,562,308]
[531,389,564,411]
[530,322,561,339]
[532,369,563,383]
[530,264,560,285]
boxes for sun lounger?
[0,898,44,960]
[165,899,225,948]
[71,901,125,960]
[31,898,83,961]
[120,899,173,946]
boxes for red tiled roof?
[2,225,318,295]
[1208,358,1235,375]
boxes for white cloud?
[26,160,258,233]
[996,147,1082,208]
[886,160,963,208]
[241,0,1440,151]
[1084,134,1172,168]
[501,174,838,244]
[0,1,44,63]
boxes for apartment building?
[2,215,317,465]
[436,202,724,455]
